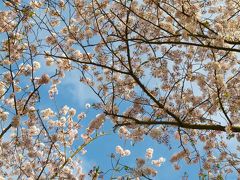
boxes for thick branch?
[110,113,240,133]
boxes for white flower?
[74,50,83,59]
[69,108,76,116]
[116,145,123,154]
[85,103,91,109]
[78,112,86,120]
[118,126,130,139]
[69,129,78,138]
[61,105,69,115]
[146,148,154,159]
[45,57,54,66]
[29,126,40,136]
[115,145,131,157]
[81,134,92,143]
[124,149,131,156]
[41,108,55,119]
[33,61,41,71]
[0,108,9,121]
[151,157,166,167]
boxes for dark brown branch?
[109,113,240,133]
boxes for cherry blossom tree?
[0,0,240,179]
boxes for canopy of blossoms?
[0,0,240,179]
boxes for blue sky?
[0,1,239,179]
[49,68,237,180]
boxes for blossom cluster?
[0,0,240,179]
